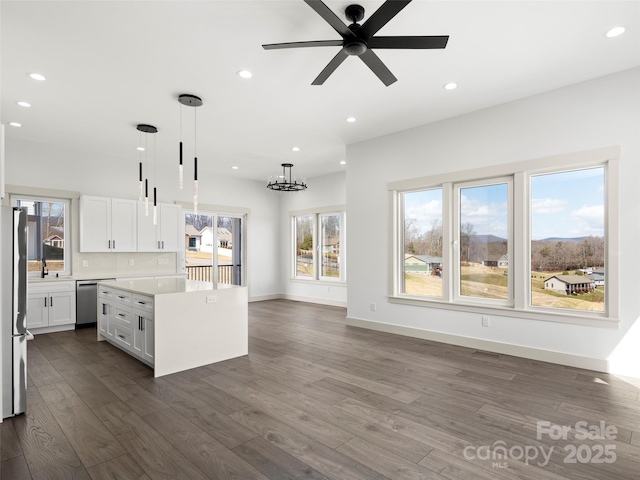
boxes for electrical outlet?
[482,316,490,327]
[129,259,135,266]
[82,260,88,267]
[370,303,376,312]
[206,295,217,304]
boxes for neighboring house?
[483,254,508,268]
[323,236,340,254]
[404,254,442,273]
[185,225,202,251]
[218,227,232,248]
[544,275,595,295]
[588,272,605,287]
[44,234,64,249]
[200,227,233,253]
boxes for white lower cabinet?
[28,282,76,331]
[99,287,154,367]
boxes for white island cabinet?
[97,278,247,377]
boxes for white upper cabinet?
[80,196,137,252]
[137,202,181,252]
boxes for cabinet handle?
[50,297,53,307]
[113,239,116,249]
[117,334,125,339]
[102,304,107,315]
[118,313,125,317]
[44,297,47,307]
[118,295,125,299]
[141,317,144,331]
[162,241,165,249]
[108,240,111,249]
[137,301,145,305]
[157,241,161,249]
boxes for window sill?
[388,296,619,329]
[290,278,347,287]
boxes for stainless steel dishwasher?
[76,279,115,328]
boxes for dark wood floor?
[1,299,639,479]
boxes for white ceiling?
[2,1,639,182]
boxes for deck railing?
[185,264,236,284]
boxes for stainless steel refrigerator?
[2,206,30,419]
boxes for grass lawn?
[404,263,605,312]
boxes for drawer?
[113,324,133,351]
[112,306,133,326]
[112,289,133,306]
[98,287,114,299]
[133,294,154,313]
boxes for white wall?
[4,138,281,301]
[347,67,640,377]
[279,170,347,307]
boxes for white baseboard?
[346,316,609,373]
[249,294,282,303]
[282,294,347,308]
[249,294,347,308]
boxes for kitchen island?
[97,278,247,377]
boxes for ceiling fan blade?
[312,48,348,85]
[359,49,397,86]
[304,0,355,39]
[263,40,343,50]
[368,35,449,49]
[360,0,412,39]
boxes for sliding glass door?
[184,212,244,286]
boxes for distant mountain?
[472,234,506,243]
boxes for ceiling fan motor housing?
[345,4,365,23]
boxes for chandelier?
[267,163,307,192]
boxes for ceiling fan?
[262,0,449,86]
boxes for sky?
[403,166,605,240]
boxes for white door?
[159,203,181,251]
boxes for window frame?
[11,194,71,277]
[453,176,513,307]
[389,146,619,328]
[291,206,346,284]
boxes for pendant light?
[136,124,158,217]
[178,94,203,215]
[178,102,184,189]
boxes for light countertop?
[98,278,241,296]
[29,273,186,284]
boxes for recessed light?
[339,160,346,165]
[136,147,145,151]
[28,73,46,81]
[443,82,458,90]
[237,70,253,79]
[232,166,239,170]
[605,26,626,38]
[292,146,300,152]
[17,101,31,108]
[9,122,22,127]
[346,117,356,123]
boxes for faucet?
[41,257,48,278]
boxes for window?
[390,147,618,326]
[294,215,314,278]
[530,167,605,312]
[401,188,443,298]
[292,209,346,282]
[12,196,70,276]
[455,179,511,304]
